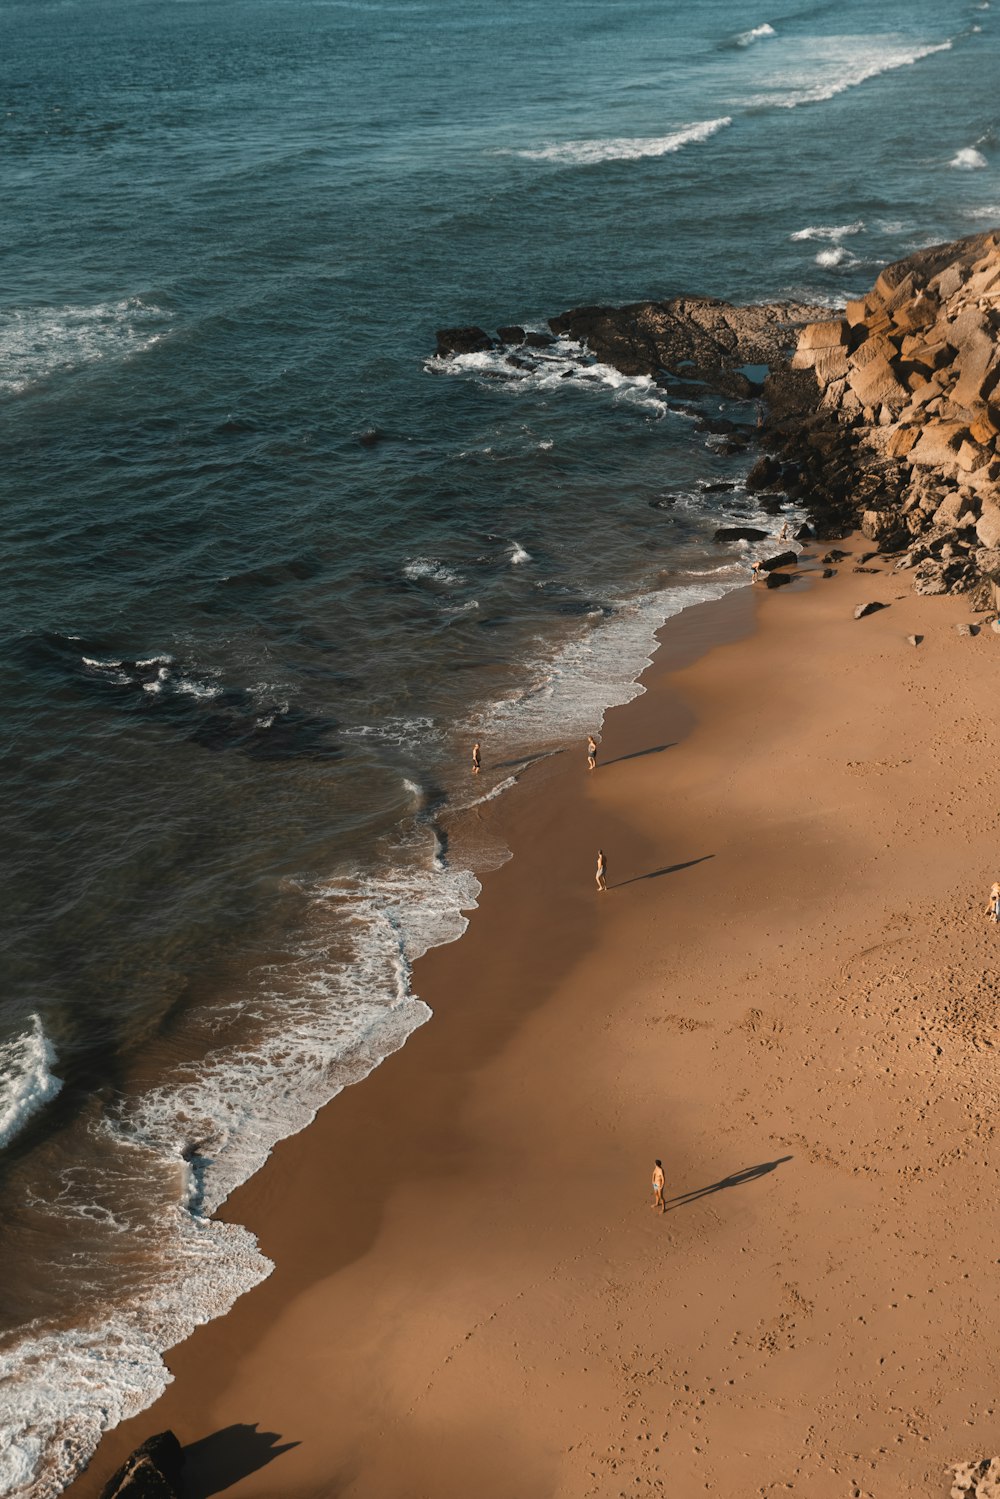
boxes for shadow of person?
[665,1156,792,1210]
[616,854,715,887]
[602,742,676,767]
[182,1424,299,1498]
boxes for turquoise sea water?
[1,0,998,1491]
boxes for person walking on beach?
[471,741,481,775]
[587,735,598,772]
[987,881,1000,923]
[596,848,607,893]
[651,1160,666,1212]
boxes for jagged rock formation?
[435,298,825,398]
[99,1432,184,1499]
[775,230,1000,607]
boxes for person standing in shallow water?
[587,735,598,772]
[596,849,607,892]
[471,742,481,775]
[651,1160,666,1212]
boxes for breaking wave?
[509,117,732,165]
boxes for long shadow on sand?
[616,854,715,887]
[182,1424,299,1498]
[665,1156,793,1211]
[603,742,676,766]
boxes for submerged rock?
[713,526,769,542]
[435,326,494,357]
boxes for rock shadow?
[182,1424,299,1498]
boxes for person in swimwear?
[987,881,1000,923]
[651,1160,666,1212]
[596,848,607,893]
[472,741,481,775]
[587,735,598,772]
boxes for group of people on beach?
[470,732,666,1210]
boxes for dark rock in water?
[757,551,798,572]
[497,325,526,344]
[546,296,823,395]
[523,330,556,348]
[717,438,750,455]
[765,570,793,588]
[714,526,769,543]
[746,455,782,492]
[758,495,786,515]
[100,1433,183,1499]
[354,427,384,449]
[823,549,850,563]
[854,601,887,619]
[702,481,738,493]
[435,326,494,358]
[648,495,679,510]
[793,523,814,541]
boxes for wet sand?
[72,542,1000,1499]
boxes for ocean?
[1,0,997,1491]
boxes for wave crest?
[510,116,732,165]
[0,1017,62,1152]
[749,37,952,110]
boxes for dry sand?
[72,541,1000,1499]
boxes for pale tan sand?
[71,546,1000,1499]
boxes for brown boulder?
[907,420,969,469]
[100,1434,183,1499]
[848,355,909,411]
[976,502,1000,549]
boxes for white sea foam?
[951,146,988,169]
[815,246,850,267]
[508,540,531,565]
[0,1017,62,1152]
[470,569,750,750]
[430,337,671,418]
[748,37,952,110]
[510,116,732,165]
[961,203,1000,219]
[0,298,171,396]
[0,853,479,1499]
[402,558,464,586]
[735,22,776,46]
[790,220,865,241]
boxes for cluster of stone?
[787,229,1000,607]
[951,1457,1000,1499]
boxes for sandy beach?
[71,541,1000,1499]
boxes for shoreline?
[70,543,1000,1499]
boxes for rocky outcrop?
[547,296,826,397]
[434,326,494,357]
[772,229,1000,607]
[952,1457,1000,1497]
[99,1433,184,1499]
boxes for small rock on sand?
[854,601,887,619]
